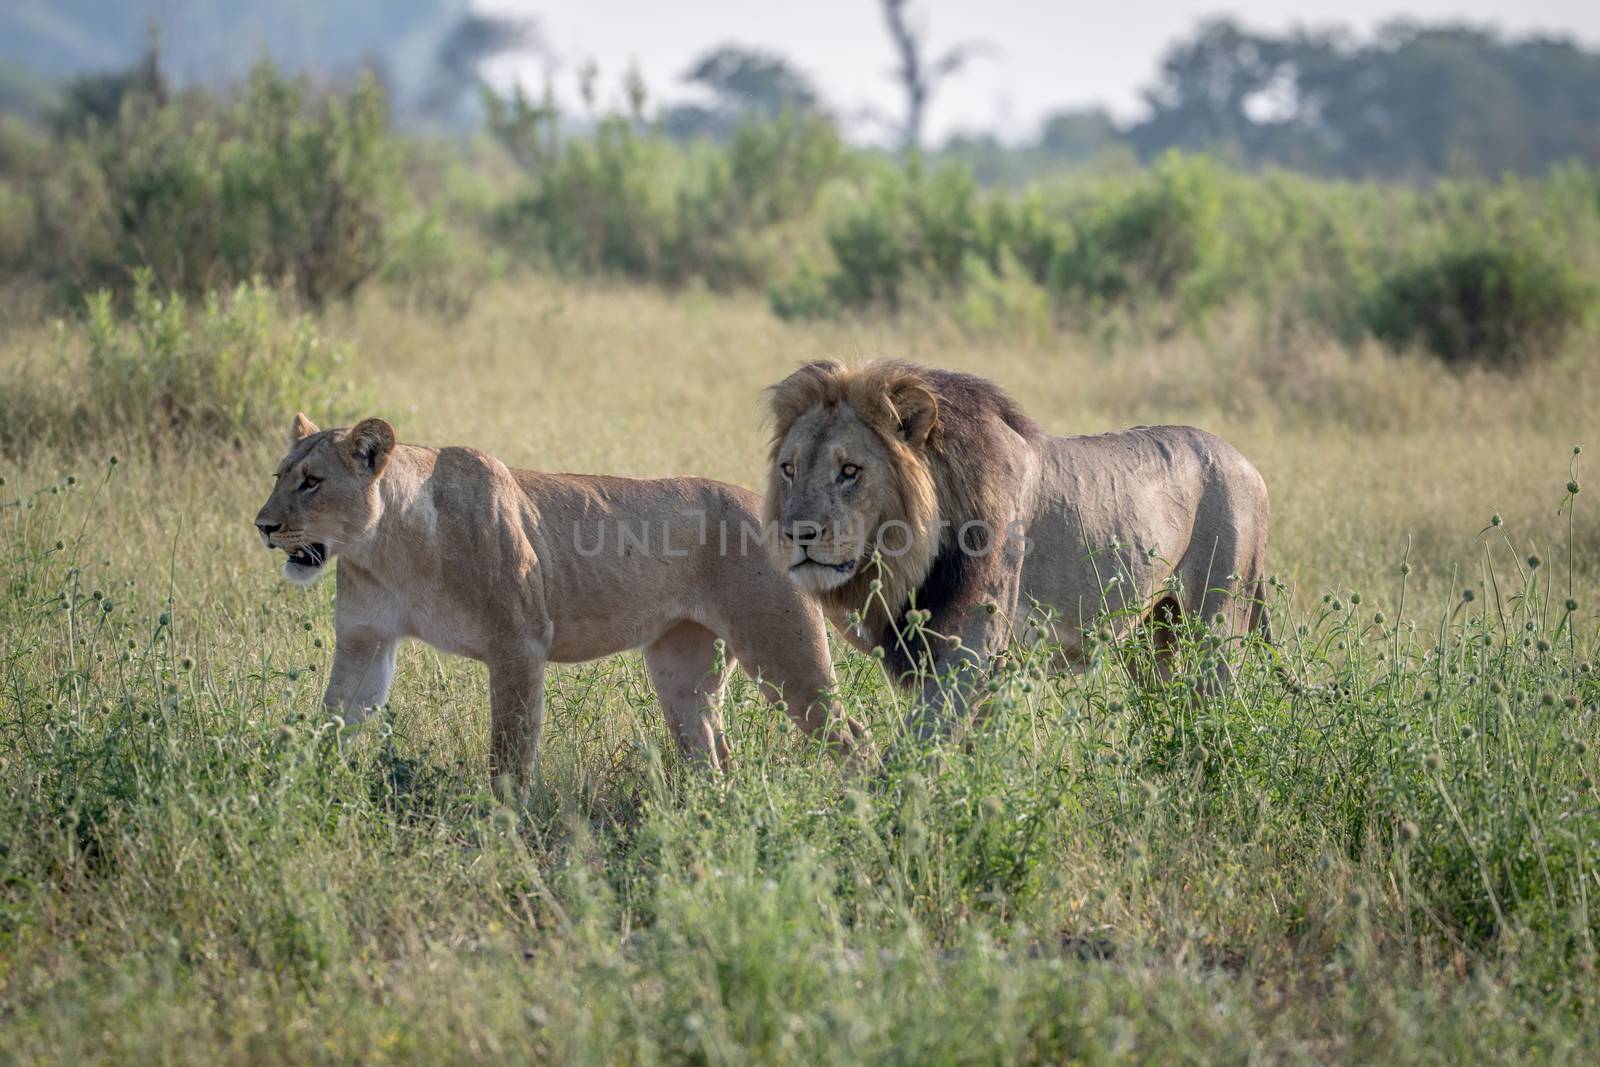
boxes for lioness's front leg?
[323,628,399,724]
[488,643,548,802]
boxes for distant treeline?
[0,55,1595,372]
[5,5,1600,181]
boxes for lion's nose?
[786,520,822,546]
[256,521,280,538]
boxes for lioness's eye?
[840,463,861,480]
[780,462,795,479]
[300,476,321,492]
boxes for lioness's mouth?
[284,543,327,569]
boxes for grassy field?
[1,276,1598,1063]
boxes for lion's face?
[769,406,904,592]
[253,414,395,586]
[764,361,942,608]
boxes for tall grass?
[0,278,1595,1062]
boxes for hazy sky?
[478,0,1600,141]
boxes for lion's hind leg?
[644,621,734,771]
[1123,595,1184,688]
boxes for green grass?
[1,278,1597,1063]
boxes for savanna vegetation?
[1,33,1598,1065]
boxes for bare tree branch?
[879,0,993,153]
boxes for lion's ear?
[768,360,844,451]
[344,418,396,477]
[887,378,939,448]
[290,412,319,447]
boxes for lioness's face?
[770,406,903,593]
[253,414,395,586]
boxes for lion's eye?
[839,463,860,481]
[299,476,321,492]
[780,462,795,479]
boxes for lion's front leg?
[323,628,399,724]
[487,643,548,804]
[896,563,1025,751]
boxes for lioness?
[763,360,1271,741]
[253,414,863,796]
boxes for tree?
[1037,108,1122,162]
[879,0,990,153]
[1126,18,1600,178]
[422,12,544,125]
[662,44,822,141]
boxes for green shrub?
[33,62,402,307]
[495,108,845,289]
[1363,242,1595,366]
[1050,153,1226,314]
[79,274,350,446]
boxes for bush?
[1363,242,1596,367]
[0,273,350,456]
[495,108,846,289]
[82,274,350,445]
[1049,153,1227,314]
[33,61,402,307]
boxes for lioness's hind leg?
[644,622,733,771]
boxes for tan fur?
[254,414,865,798]
[765,360,1271,744]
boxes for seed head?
[180,656,194,671]
[108,455,118,467]
[1563,695,1578,710]
[1373,611,1386,625]
[158,612,170,627]
[1540,691,1556,707]
[1537,639,1551,653]
[1568,481,1581,495]
[1400,562,1412,576]
[100,598,113,613]
[1461,589,1475,603]
[1424,752,1443,772]
[1528,555,1541,570]
[1397,819,1419,845]
[1565,598,1578,613]
[1490,513,1502,526]
[302,621,313,631]
[868,579,883,594]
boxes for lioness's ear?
[887,378,939,448]
[344,418,396,477]
[290,412,319,447]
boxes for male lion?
[253,413,863,797]
[764,360,1271,742]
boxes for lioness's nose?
[256,521,280,538]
